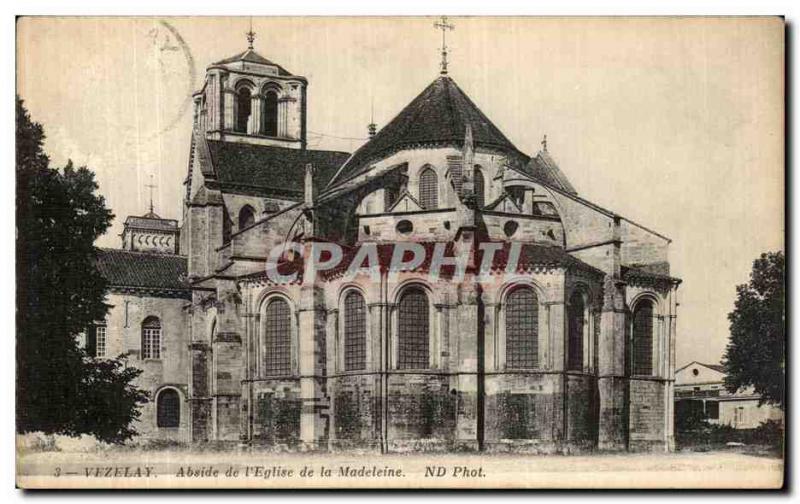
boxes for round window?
[692,369,699,376]
[503,220,519,238]
[396,220,413,235]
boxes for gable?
[388,190,423,213]
[485,192,524,214]
[675,361,726,386]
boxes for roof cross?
[433,16,455,75]
[145,174,157,215]
[246,17,256,50]
[541,134,548,152]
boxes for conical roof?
[328,75,527,187]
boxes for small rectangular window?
[95,325,107,357]
[142,327,162,359]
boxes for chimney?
[304,163,315,206]
[368,122,377,139]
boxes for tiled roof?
[622,265,681,285]
[522,151,578,195]
[96,248,189,295]
[212,49,294,76]
[701,363,726,373]
[243,240,604,283]
[328,76,528,187]
[206,141,351,199]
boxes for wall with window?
[625,285,677,451]
[238,284,305,445]
[100,291,190,440]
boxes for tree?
[722,251,785,409]
[16,97,148,443]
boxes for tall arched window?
[567,292,585,371]
[632,299,655,376]
[141,316,161,360]
[343,291,367,371]
[156,388,180,428]
[474,168,486,209]
[235,87,252,133]
[505,286,538,369]
[238,205,255,230]
[263,298,291,375]
[419,167,438,210]
[398,287,430,369]
[262,90,279,137]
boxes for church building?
[93,25,681,453]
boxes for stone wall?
[628,379,667,451]
[483,373,563,453]
[103,292,190,441]
[387,374,456,450]
[251,380,303,446]
[331,375,379,447]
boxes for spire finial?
[145,174,157,215]
[433,16,455,75]
[246,17,256,50]
[368,96,377,138]
[541,134,548,152]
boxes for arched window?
[398,287,430,369]
[632,299,655,376]
[156,388,180,428]
[238,205,255,230]
[343,291,366,371]
[235,87,252,133]
[263,298,291,375]
[419,167,438,210]
[262,90,279,137]
[141,316,161,360]
[567,292,585,371]
[474,168,486,209]
[505,286,538,369]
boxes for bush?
[749,420,784,449]
[676,419,784,451]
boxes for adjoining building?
[674,362,783,430]
[89,29,681,453]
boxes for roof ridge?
[98,247,187,259]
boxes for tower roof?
[211,48,295,77]
[328,75,527,187]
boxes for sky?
[16,16,784,367]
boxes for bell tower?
[192,27,307,149]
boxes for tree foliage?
[722,251,785,409]
[16,97,149,443]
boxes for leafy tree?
[16,97,148,443]
[722,251,785,409]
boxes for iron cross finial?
[433,16,455,75]
[246,17,256,50]
[145,174,157,214]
